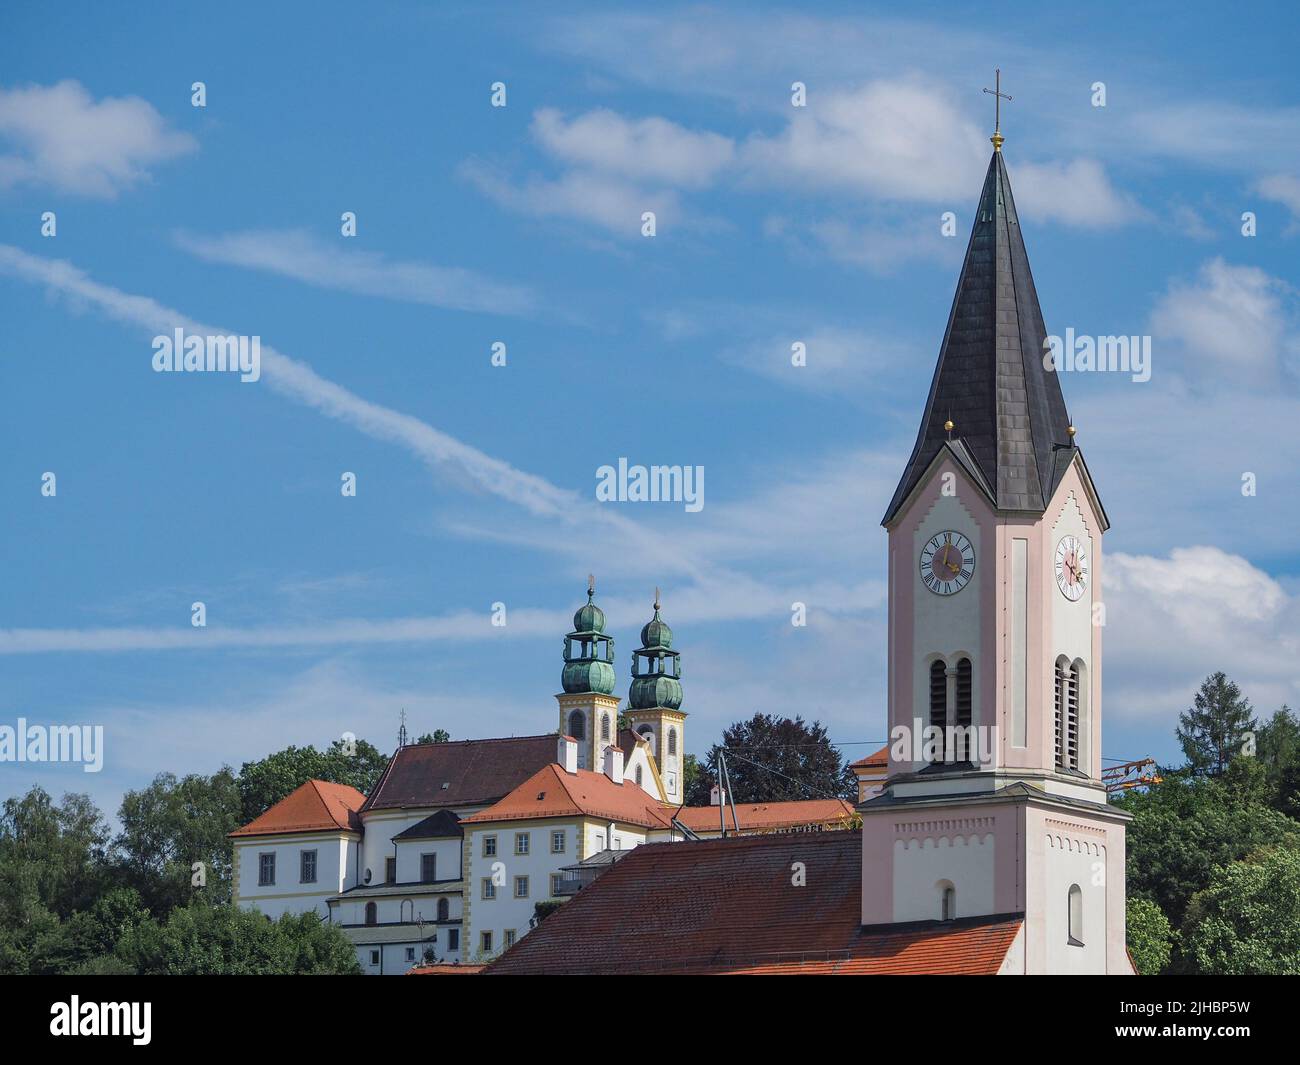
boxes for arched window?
[600,714,611,741]
[437,897,449,922]
[568,710,585,741]
[400,898,414,922]
[929,659,947,762]
[364,902,377,926]
[1055,658,1080,771]
[955,658,973,760]
[940,882,956,921]
[1067,884,1083,945]
[667,728,677,757]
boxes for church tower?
[625,591,687,804]
[556,579,619,771]
[860,105,1131,974]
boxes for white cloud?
[1014,158,1141,227]
[0,80,195,198]
[531,107,734,187]
[175,228,536,316]
[719,326,916,393]
[1148,257,1298,388]
[1256,173,1300,229]
[1105,546,1299,722]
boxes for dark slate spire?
[883,149,1074,525]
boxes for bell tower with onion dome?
[556,576,619,771]
[625,589,686,803]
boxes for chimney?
[603,745,624,784]
[557,734,578,774]
[710,784,727,807]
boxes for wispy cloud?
[0,80,195,198]
[174,228,537,316]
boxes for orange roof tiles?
[230,779,366,838]
[462,764,673,830]
[672,798,856,833]
[849,743,891,770]
[484,830,1022,975]
[407,964,486,975]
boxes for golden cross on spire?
[983,68,1012,151]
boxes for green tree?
[1257,706,1300,814]
[415,730,450,744]
[694,714,854,804]
[682,754,706,806]
[118,901,360,974]
[1126,895,1173,975]
[1176,672,1256,777]
[236,738,387,823]
[1181,843,1300,974]
[116,769,242,912]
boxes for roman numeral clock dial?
[919,531,975,596]
[1055,535,1089,601]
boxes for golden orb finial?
[1067,424,1076,438]
[944,419,955,433]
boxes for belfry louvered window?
[1065,664,1080,771]
[955,658,973,760]
[1054,660,1065,769]
[929,660,947,762]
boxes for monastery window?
[515,875,529,898]
[481,931,493,954]
[369,950,379,967]
[600,714,611,741]
[929,660,947,762]
[421,853,437,883]
[437,897,449,922]
[481,878,496,900]
[482,835,497,857]
[504,929,516,949]
[551,873,564,896]
[299,849,317,884]
[385,856,396,884]
[568,710,585,741]
[1068,884,1084,946]
[364,902,377,926]
[447,929,459,952]
[551,830,566,854]
[258,853,275,886]
[401,899,414,922]
[405,947,416,962]
[515,831,530,855]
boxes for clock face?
[919,531,975,596]
[1055,535,1089,601]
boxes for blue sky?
[2,1,1299,817]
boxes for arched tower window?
[1054,657,1068,769]
[600,714,611,741]
[1066,662,1081,771]
[929,659,947,762]
[437,897,449,922]
[1067,884,1083,945]
[668,727,677,757]
[939,882,956,921]
[364,902,377,926]
[568,709,585,742]
[955,657,973,760]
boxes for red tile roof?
[673,798,855,833]
[849,743,891,770]
[407,964,485,975]
[362,735,558,811]
[462,764,674,830]
[230,779,366,838]
[484,830,1022,975]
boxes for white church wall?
[233,833,353,919]
[1041,832,1107,975]
[891,832,995,923]
[394,835,462,884]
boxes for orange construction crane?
[1102,758,1163,794]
